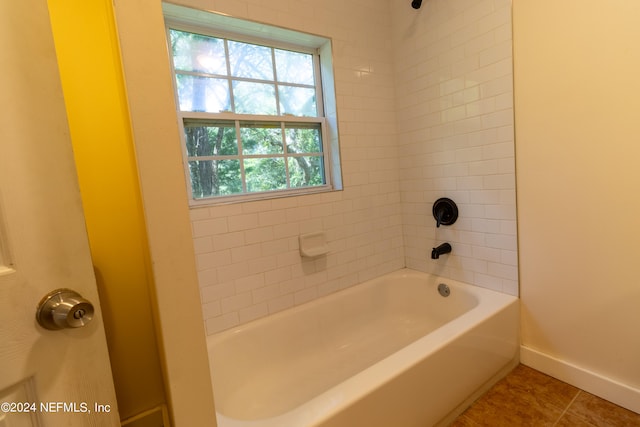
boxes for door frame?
[111,0,217,425]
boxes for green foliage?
[241,124,282,155]
[245,158,286,192]
[185,124,241,197]
[286,126,322,153]
[289,156,324,188]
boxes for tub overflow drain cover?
[438,283,450,297]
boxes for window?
[164,5,341,204]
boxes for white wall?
[187,0,404,335]
[391,0,517,294]
[514,0,640,413]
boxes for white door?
[0,0,120,426]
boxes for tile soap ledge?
[299,232,329,258]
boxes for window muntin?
[183,119,325,198]
[168,26,330,203]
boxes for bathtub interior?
[208,270,480,419]
[207,269,519,425]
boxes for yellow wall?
[47,0,166,420]
[514,0,640,412]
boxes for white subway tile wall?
[392,0,517,294]
[190,0,404,335]
[188,0,516,335]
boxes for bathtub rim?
[207,268,511,344]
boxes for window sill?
[188,184,335,207]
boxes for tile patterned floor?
[450,364,640,426]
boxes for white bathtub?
[207,268,519,427]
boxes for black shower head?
[412,0,423,9]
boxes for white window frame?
[163,4,342,206]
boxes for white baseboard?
[520,345,640,414]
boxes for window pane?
[288,156,325,188]
[244,158,286,192]
[170,29,227,75]
[285,124,322,154]
[279,86,317,117]
[233,81,277,115]
[240,123,283,155]
[184,122,237,156]
[228,40,274,80]
[188,160,242,197]
[275,49,314,85]
[176,75,230,112]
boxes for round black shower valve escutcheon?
[432,198,459,227]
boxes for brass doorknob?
[36,288,95,330]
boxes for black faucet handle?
[435,208,445,228]
[432,198,458,227]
